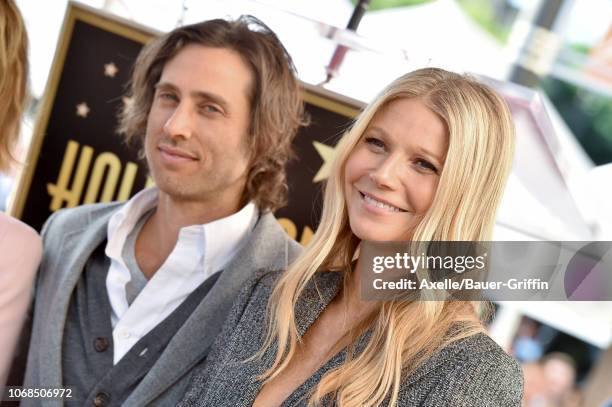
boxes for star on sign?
[312,141,337,183]
[104,62,119,78]
[76,102,90,118]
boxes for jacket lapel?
[293,271,343,337]
[38,206,117,387]
[125,213,296,406]
[248,271,345,407]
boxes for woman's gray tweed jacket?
[179,269,523,406]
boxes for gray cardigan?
[180,269,523,406]
[23,202,302,406]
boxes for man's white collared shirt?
[105,187,257,364]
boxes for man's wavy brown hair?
[118,15,306,212]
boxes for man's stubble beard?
[152,169,213,203]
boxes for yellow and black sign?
[10,3,363,246]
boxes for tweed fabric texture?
[180,269,523,406]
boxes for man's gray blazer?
[23,201,302,406]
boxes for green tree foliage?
[456,0,511,43]
[349,0,511,43]
[349,0,434,11]
[542,77,612,165]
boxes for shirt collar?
[201,200,258,274]
[105,186,258,273]
[106,187,158,264]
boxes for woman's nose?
[369,154,401,190]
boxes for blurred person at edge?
[513,317,544,363]
[22,16,305,406]
[180,68,523,407]
[0,0,42,392]
[542,353,581,407]
[521,353,581,407]
[522,362,549,407]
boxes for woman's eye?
[365,137,385,150]
[415,159,438,174]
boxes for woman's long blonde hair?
[258,68,515,406]
[0,0,29,172]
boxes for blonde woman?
[180,68,523,406]
[0,0,42,389]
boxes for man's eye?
[200,105,222,114]
[415,159,438,174]
[159,92,178,102]
[365,137,385,150]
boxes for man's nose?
[369,154,401,190]
[162,102,195,140]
